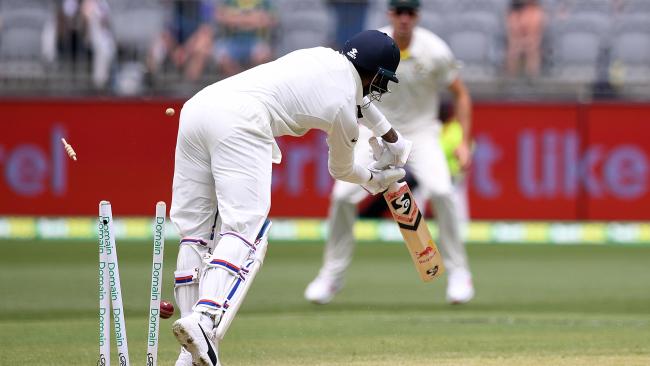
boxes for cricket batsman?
[169,30,411,366]
[305,0,475,305]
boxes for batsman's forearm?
[359,102,391,137]
[329,161,372,184]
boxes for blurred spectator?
[214,0,276,77]
[56,0,87,66]
[147,0,215,82]
[505,0,546,79]
[327,0,368,50]
[82,0,115,89]
[56,0,115,89]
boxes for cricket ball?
[160,300,174,319]
[165,107,175,117]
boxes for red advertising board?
[1,99,179,215]
[0,99,333,216]
[271,132,332,216]
[469,103,650,220]
[584,104,650,220]
[1,100,649,219]
[469,104,580,219]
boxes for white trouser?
[451,174,470,241]
[170,91,276,318]
[320,124,470,282]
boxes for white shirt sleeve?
[326,104,372,184]
[432,42,460,87]
[358,97,392,136]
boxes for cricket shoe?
[172,314,220,366]
[446,269,474,304]
[304,276,342,305]
[174,347,193,366]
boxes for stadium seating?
[364,0,388,31]
[445,11,503,83]
[109,0,165,57]
[448,0,509,16]
[619,0,650,14]
[273,0,334,57]
[609,14,650,87]
[0,0,55,80]
[417,9,447,40]
[558,0,614,15]
[546,13,611,85]
[0,0,649,99]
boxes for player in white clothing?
[169,30,412,366]
[305,0,475,305]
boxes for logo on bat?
[416,246,434,259]
[390,192,411,215]
[426,265,439,277]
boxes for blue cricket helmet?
[342,30,400,86]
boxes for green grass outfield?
[1,240,649,365]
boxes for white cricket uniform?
[170,47,396,329]
[171,46,392,247]
[320,26,471,283]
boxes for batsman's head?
[342,30,400,103]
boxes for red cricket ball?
[160,300,175,319]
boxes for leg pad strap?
[174,269,199,287]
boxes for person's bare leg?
[217,53,240,78]
[147,32,175,74]
[250,42,272,67]
[523,6,545,78]
[185,26,214,81]
[506,12,524,77]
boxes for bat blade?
[383,182,445,282]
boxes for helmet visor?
[365,67,399,106]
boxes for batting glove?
[368,132,412,170]
[385,130,412,167]
[362,167,406,195]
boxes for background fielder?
[169,30,411,366]
[305,0,475,305]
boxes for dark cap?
[342,30,400,83]
[389,0,420,9]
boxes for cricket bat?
[383,181,445,282]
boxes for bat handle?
[386,181,404,193]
